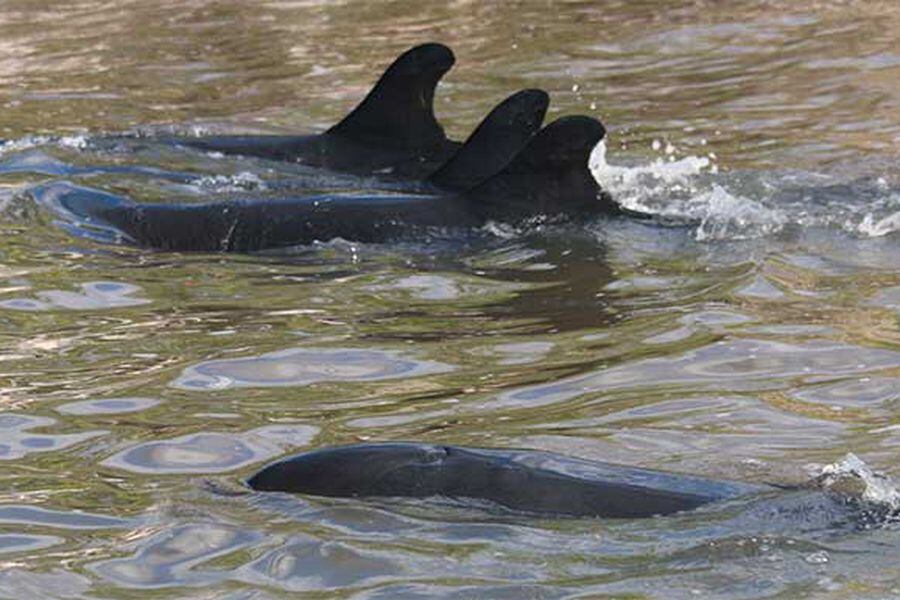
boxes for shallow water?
[1,1,899,598]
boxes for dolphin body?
[41,114,629,252]
[247,442,770,519]
[170,43,465,179]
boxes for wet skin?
[248,442,770,519]
[41,116,626,252]
[171,43,460,179]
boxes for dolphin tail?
[463,115,624,220]
[426,89,549,191]
[327,43,455,150]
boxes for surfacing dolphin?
[247,442,769,518]
[40,115,628,252]
[171,43,462,179]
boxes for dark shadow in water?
[468,233,618,334]
[351,232,621,345]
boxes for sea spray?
[589,139,900,240]
[817,453,900,526]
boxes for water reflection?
[0,414,105,460]
[563,396,848,461]
[0,281,150,311]
[870,285,900,311]
[0,0,899,598]
[89,523,261,588]
[56,397,161,415]
[171,347,454,391]
[465,235,618,333]
[0,505,131,529]
[0,534,62,555]
[0,569,92,599]
[492,341,555,365]
[235,537,403,591]
[102,424,317,474]
[369,274,463,301]
[792,377,900,409]
[364,584,568,599]
[736,275,787,299]
[490,339,900,409]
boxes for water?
[1,1,899,597]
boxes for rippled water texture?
[1,1,899,598]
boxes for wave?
[590,140,900,240]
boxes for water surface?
[1,1,899,598]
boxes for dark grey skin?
[170,43,461,180]
[40,116,629,252]
[247,443,770,519]
[3,87,547,198]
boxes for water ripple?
[171,347,454,391]
[490,339,900,409]
[102,424,317,474]
[0,414,106,460]
[56,397,162,416]
[0,505,131,529]
[89,523,262,589]
[0,282,150,312]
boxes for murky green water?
[1,1,899,598]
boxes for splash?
[589,140,900,240]
[590,140,787,241]
[817,453,900,516]
[0,134,88,156]
[856,208,900,238]
[194,172,267,192]
[682,185,788,242]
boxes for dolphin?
[246,442,770,518]
[39,115,631,252]
[170,43,463,179]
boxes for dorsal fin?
[465,116,623,220]
[327,43,454,149]
[426,89,549,191]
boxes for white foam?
[857,210,900,238]
[691,186,787,242]
[482,221,521,240]
[194,172,267,192]
[56,135,88,150]
[590,139,711,194]
[590,140,900,241]
[0,134,88,156]
[818,453,900,511]
[590,140,786,241]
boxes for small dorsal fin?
[327,43,454,149]
[466,116,623,220]
[427,89,549,191]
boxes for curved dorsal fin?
[466,116,623,219]
[427,89,549,191]
[327,43,454,149]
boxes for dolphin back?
[247,442,768,518]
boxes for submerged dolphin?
[171,43,462,179]
[247,442,769,518]
[40,115,629,252]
